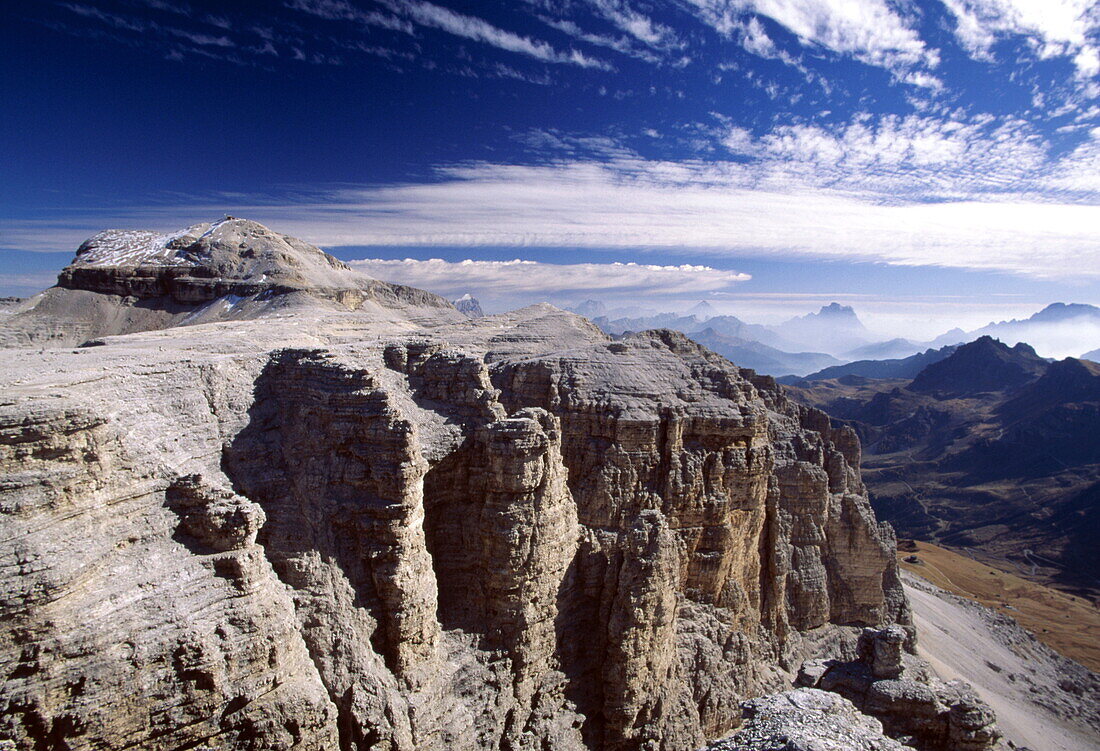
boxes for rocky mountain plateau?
[0,219,1095,751]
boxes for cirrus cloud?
[3,114,1097,282]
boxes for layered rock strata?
[0,221,910,750]
[0,219,457,348]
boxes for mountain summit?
[1017,302,1099,323]
[811,302,860,319]
[908,336,1048,395]
[452,293,484,318]
[0,218,456,348]
[774,302,871,355]
[686,300,718,319]
[568,299,607,318]
[62,218,372,298]
[929,303,1100,359]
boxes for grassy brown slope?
[899,540,1100,671]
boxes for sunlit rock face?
[0,221,908,750]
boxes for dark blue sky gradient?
[1,0,1097,332]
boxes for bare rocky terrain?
[903,572,1100,751]
[0,219,918,750]
[898,540,1100,672]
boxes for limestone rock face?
[0,375,340,750]
[0,221,911,750]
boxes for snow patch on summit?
[75,229,193,267]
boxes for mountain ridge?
[908,336,1048,395]
[782,335,1100,598]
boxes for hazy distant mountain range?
[771,301,872,354]
[688,328,841,377]
[927,302,1100,359]
[577,301,869,376]
[565,299,1100,378]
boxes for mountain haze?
[927,304,1100,360]
[790,345,959,382]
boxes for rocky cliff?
[0,220,909,750]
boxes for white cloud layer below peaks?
[348,257,750,301]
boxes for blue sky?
[2,0,1098,338]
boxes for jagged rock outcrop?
[0,220,911,750]
[796,627,1001,751]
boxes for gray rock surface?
[0,220,911,750]
[707,688,907,751]
[904,572,1100,751]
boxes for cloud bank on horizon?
[2,0,1098,311]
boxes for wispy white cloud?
[5,158,1096,281]
[58,3,267,63]
[279,165,1097,280]
[4,109,1097,280]
[136,0,192,15]
[0,272,66,295]
[718,113,1052,197]
[940,0,1100,78]
[61,4,147,32]
[285,0,415,34]
[538,16,661,63]
[165,27,233,47]
[378,0,613,69]
[349,257,749,301]
[737,16,778,57]
[682,0,938,76]
[731,15,808,72]
[1044,126,1100,192]
[583,0,681,49]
